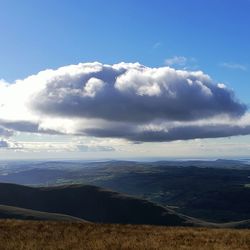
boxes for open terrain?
[0,182,195,226]
[0,159,250,222]
[0,160,249,249]
[0,182,249,228]
[0,220,249,250]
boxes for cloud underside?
[0,62,249,142]
[85,124,250,142]
[0,139,8,148]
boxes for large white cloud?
[0,62,249,142]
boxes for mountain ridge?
[0,182,249,228]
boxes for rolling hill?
[0,160,250,223]
[0,182,192,226]
[0,182,249,228]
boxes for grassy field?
[0,220,249,250]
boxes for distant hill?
[0,160,250,222]
[0,183,249,228]
[0,183,192,226]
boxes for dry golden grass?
[0,220,249,250]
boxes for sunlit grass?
[0,220,249,250]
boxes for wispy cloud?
[152,42,161,49]
[220,62,247,71]
[164,56,197,70]
[0,138,116,152]
[165,56,188,66]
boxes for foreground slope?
[0,220,249,250]
[0,204,85,222]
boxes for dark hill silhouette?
[0,183,193,226]
[0,183,249,228]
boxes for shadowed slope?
[0,183,189,226]
[0,183,249,228]
[0,204,85,222]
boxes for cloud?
[164,56,198,70]
[152,42,161,49]
[0,62,249,142]
[76,144,114,152]
[220,62,247,71]
[83,115,250,142]
[0,140,8,148]
[165,56,188,66]
[0,120,62,135]
[3,139,115,153]
[0,127,13,137]
[31,63,245,122]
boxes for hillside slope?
[0,183,249,228]
[0,204,85,222]
[0,183,191,226]
[1,160,249,223]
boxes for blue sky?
[0,0,250,159]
